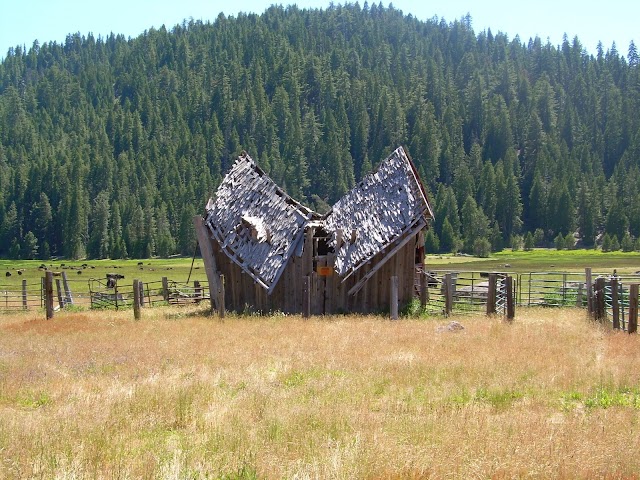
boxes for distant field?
[0,258,208,286]
[427,249,640,274]
[0,258,210,310]
[0,307,639,478]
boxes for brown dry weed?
[0,307,639,479]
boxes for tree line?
[1,3,639,259]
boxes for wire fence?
[420,270,509,316]
[0,280,44,310]
[0,274,210,313]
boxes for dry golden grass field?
[1,307,640,479]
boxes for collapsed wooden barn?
[194,146,434,315]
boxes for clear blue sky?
[1,0,637,60]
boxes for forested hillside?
[1,3,639,259]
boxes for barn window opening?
[313,226,334,256]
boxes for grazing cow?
[5,272,11,277]
[106,273,125,288]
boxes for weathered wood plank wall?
[208,227,420,315]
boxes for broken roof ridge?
[234,150,320,219]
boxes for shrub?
[473,237,492,258]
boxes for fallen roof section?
[324,146,433,280]
[204,152,316,293]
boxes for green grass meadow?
[427,248,640,274]
[2,249,640,293]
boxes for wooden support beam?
[390,276,399,320]
[218,274,226,319]
[629,284,638,334]
[302,276,311,319]
[193,215,221,313]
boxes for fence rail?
[0,281,43,310]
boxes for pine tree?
[621,232,634,252]
[439,218,458,253]
[524,231,534,251]
[88,191,111,259]
[424,229,440,254]
[21,231,38,259]
[610,234,620,251]
[461,195,489,254]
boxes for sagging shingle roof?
[204,152,317,292]
[204,146,433,292]
[324,146,433,279]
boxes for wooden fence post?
[61,271,74,305]
[487,273,497,316]
[611,277,620,330]
[139,281,145,307]
[302,276,311,319]
[218,274,225,319]
[45,272,54,319]
[576,283,583,308]
[629,284,638,334]
[444,273,453,316]
[162,277,169,302]
[390,276,399,320]
[194,281,201,302]
[506,275,515,321]
[133,279,141,320]
[585,267,593,315]
[594,277,606,323]
[55,278,64,310]
[420,270,429,308]
[22,279,27,310]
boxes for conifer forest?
[1,3,640,260]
